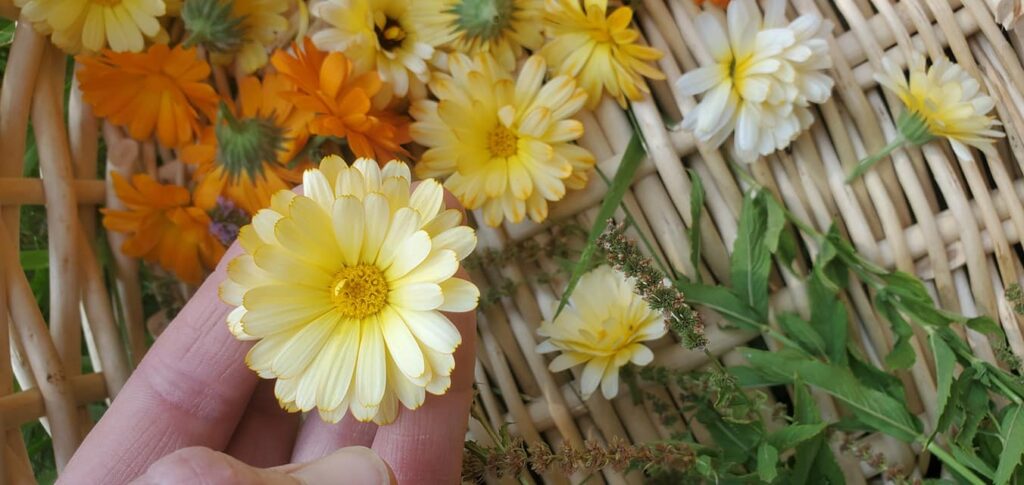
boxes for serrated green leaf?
[950,443,995,480]
[730,365,789,387]
[687,169,704,283]
[555,133,644,317]
[791,380,821,484]
[875,293,916,369]
[778,313,827,357]
[848,350,906,401]
[808,269,847,366]
[731,193,771,318]
[675,282,763,332]
[930,332,955,423]
[741,348,921,442]
[994,405,1024,484]
[767,423,827,450]
[757,442,779,482]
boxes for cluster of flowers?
[17,0,1006,424]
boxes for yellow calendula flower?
[537,266,666,400]
[541,0,664,108]
[419,0,544,70]
[411,53,594,227]
[848,55,1004,181]
[311,0,437,97]
[15,0,165,53]
[221,157,480,424]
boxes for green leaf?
[767,423,827,450]
[757,442,779,482]
[847,350,906,401]
[994,405,1024,484]
[949,443,995,480]
[742,348,921,442]
[808,269,847,366]
[778,313,827,357]
[19,249,49,271]
[731,192,771,318]
[791,380,821,484]
[730,366,790,387]
[762,193,786,254]
[930,332,955,423]
[687,169,704,283]
[966,316,1002,336]
[696,405,762,462]
[555,133,644,316]
[675,282,763,332]
[875,293,916,370]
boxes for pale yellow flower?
[15,0,165,53]
[677,0,834,162]
[222,157,480,424]
[537,266,666,400]
[847,55,1004,181]
[419,0,544,70]
[212,0,290,74]
[311,0,437,97]
[541,0,664,108]
[411,53,594,227]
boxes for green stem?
[845,133,906,183]
[926,442,986,485]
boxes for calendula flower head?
[676,0,834,162]
[271,38,411,160]
[181,74,313,214]
[419,0,544,69]
[77,44,219,148]
[181,0,247,54]
[537,266,666,400]
[411,53,595,227]
[102,173,225,285]
[221,156,480,424]
[15,0,165,53]
[848,56,1004,181]
[208,0,290,74]
[541,0,665,109]
[311,0,437,97]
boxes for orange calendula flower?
[181,74,313,215]
[102,173,225,285]
[270,38,410,160]
[695,0,730,7]
[77,44,219,148]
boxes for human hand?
[60,194,477,485]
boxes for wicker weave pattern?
[0,0,1022,483]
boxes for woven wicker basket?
[1,0,1024,483]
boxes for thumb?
[131,446,394,484]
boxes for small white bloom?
[676,0,834,162]
[537,266,666,400]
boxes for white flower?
[676,0,834,161]
[537,266,666,400]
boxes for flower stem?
[925,442,986,485]
[845,133,906,183]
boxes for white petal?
[355,317,387,408]
[676,66,725,96]
[381,307,426,378]
[395,307,461,353]
[438,277,479,312]
[390,282,444,311]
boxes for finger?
[63,243,258,483]
[292,413,379,463]
[226,380,301,467]
[131,446,393,485]
[371,303,477,485]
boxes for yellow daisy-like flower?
[541,0,664,109]
[15,0,165,53]
[221,157,480,424]
[311,0,436,97]
[213,0,290,74]
[419,0,544,70]
[537,266,666,400]
[411,53,595,227]
[848,55,1004,181]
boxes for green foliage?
[556,133,645,316]
[686,169,703,282]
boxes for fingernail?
[291,446,393,485]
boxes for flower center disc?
[488,125,518,157]
[375,17,407,52]
[331,265,389,319]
